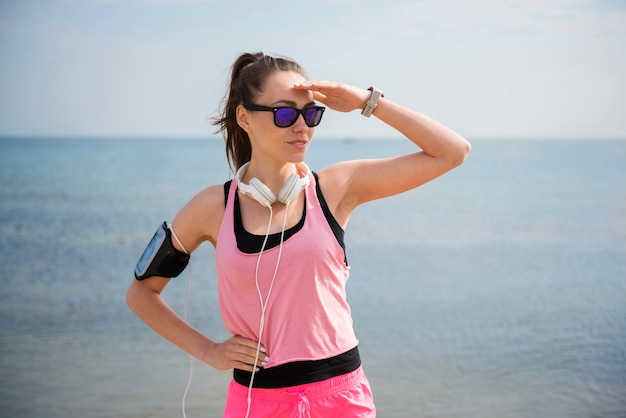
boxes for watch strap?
[361,87,384,117]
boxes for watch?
[361,87,384,117]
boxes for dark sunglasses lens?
[304,107,323,127]
[274,108,298,127]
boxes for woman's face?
[238,71,317,165]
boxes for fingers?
[311,91,328,103]
[214,336,270,372]
[294,80,345,97]
[294,81,330,106]
[235,335,269,368]
[294,80,330,91]
[294,80,367,113]
[231,337,268,371]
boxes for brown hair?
[213,52,308,173]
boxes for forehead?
[260,71,312,104]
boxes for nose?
[292,113,309,131]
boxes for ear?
[236,105,251,132]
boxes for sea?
[0,137,625,418]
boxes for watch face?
[135,225,166,275]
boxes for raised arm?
[294,81,471,223]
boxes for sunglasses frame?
[243,103,326,128]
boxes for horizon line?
[1,135,625,142]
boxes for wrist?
[361,87,384,117]
[199,339,220,368]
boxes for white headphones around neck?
[235,162,311,208]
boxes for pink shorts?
[223,366,376,417]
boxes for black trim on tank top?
[234,191,305,253]
[313,172,347,265]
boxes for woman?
[127,52,470,417]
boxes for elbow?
[449,137,472,167]
[460,138,472,162]
[126,276,165,317]
[126,279,141,313]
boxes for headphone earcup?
[247,177,276,208]
[277,174,301,205]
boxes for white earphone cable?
[181,261,193,418]
[170,225,194,418]
[244,204,290,418]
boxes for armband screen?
[134,222,190,280]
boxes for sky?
[0,0,624,140]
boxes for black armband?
[134,222,190,280]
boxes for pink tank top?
[215,174,358,368]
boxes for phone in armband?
[134,222,190,280]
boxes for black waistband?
[233,346,361,389]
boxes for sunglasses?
[243,103,326,128]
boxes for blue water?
[0,138,625,417]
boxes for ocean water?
[0,137,625,418]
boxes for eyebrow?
[270,99,316,108]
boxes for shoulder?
[190,183,228,212]
[172,182,228,249]
[316,162,361,228]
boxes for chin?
[289,154,308,164]
[285,150,308,164]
